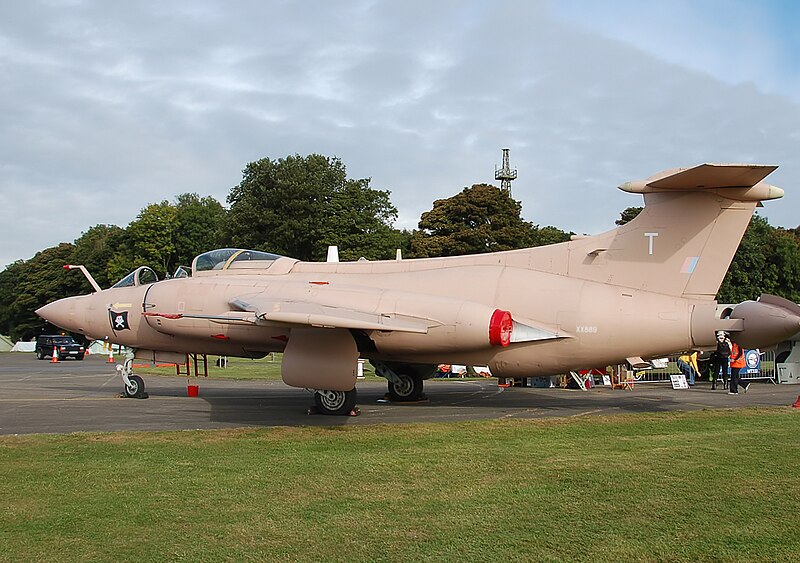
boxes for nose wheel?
[118,358,148,399]
[123,375,147,398]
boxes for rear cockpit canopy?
[111,266,159,288]
[191,248,284,274]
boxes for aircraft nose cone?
[36,299,76,331]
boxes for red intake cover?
[489,309,513,347]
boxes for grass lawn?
[1,408,799,561]
[132,354,388,381]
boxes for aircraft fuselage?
[40,261,700,377]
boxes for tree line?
[1,153,798,341]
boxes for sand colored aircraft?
[37,163,800,414]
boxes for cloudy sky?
[1,0,799,269]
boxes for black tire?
[76,355,85,361]
[314,388,357,415]
[388,372,424,402]
[36,349,46,360]
[123,375,146,398]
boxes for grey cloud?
[1,0,798,269]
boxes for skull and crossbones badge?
[108,310,130,331]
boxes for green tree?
[0,261,23,338]
[319,180,406,261]
[762,227,800,302]
[173,193,227,268]
[718,215,771,303]
[530,225,572,247]
[126,201,178,278]
[114,194,226,280]
[0,244,86,341]
[716,215,800,303]
[409,184,534,257]
[393,229,414,259]
[72,224,129,289]
[225,154,401,261]
[0,194,227,340]
[616,207,643,226]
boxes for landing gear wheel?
[388,373,423,402]
[124,375,146,398]
[314,388,357,415]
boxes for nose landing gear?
[118,358,148,399]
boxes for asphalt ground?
[1,353,799,435]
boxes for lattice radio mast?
[494,148,517,193]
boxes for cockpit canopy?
[110,249,283,288]
[191,248,283,273]
[111,266,159,288]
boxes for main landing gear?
[118,358,148,399]
[313,388,358,416]
[374,362,427,402]
[388,371,424,402]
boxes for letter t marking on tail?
[645,232,658,255]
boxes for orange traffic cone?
[51,346,59,363]
[107,347,114,363]
[792,395,800,408]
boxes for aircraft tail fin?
[544,164,783,299]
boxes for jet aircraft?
[37,163,800,415]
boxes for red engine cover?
[489,309,513,347]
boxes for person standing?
[710,331,731,390]
[729,341,749,394]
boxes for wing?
[230,292,568,343]
[229,294,432,334]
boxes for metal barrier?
[633,362,673,383]
[631,350,777,384]
[742,348,776,383]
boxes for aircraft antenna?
[494,148,517,193]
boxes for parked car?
[35,335,85,360]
